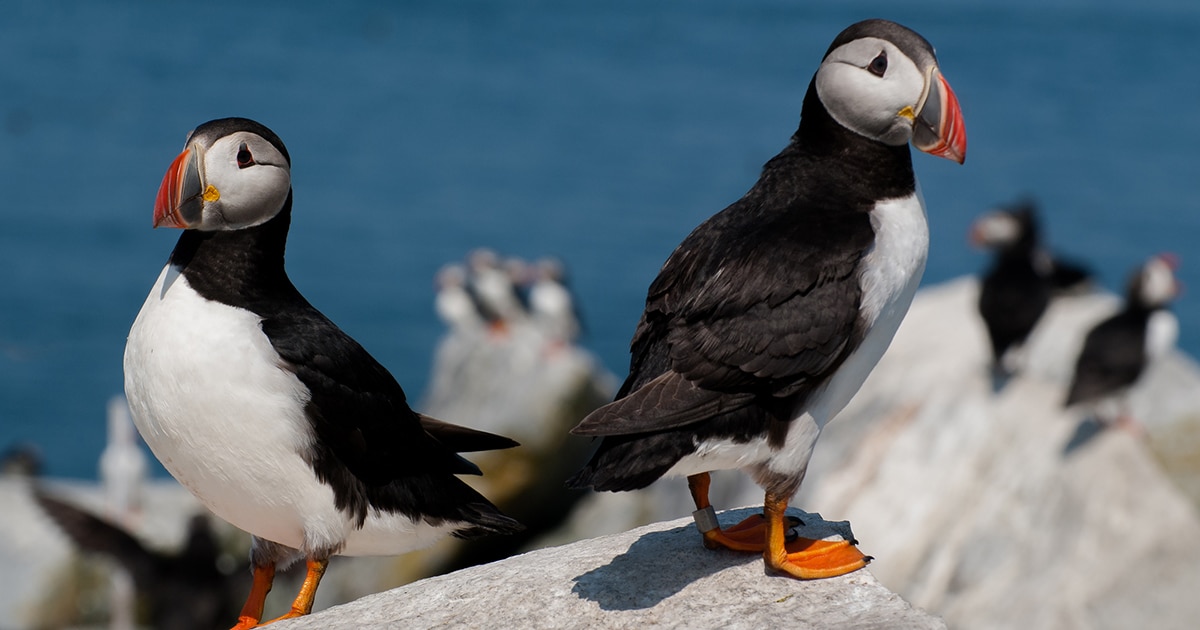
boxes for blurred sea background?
[2,0,1198,480]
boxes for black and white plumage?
[528,257,583,345]
[124,118,521,628]
[972,200,1091,378]
[568,19,965,579]
[466,248,528,329]
[1065,254,1180,424]
[434,263,486,333]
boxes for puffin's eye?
[236,143,255,169]
[867,52,888,77]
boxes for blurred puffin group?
[435,248,583,349]
[971,199,1181,431]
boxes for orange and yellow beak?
[912,68,966,164]
[153,147,206,228]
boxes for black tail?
[419,414,520,453]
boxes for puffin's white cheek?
[219,170,292,229]
[817,65,904,144]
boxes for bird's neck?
[763,80,916,203]
[167,193,296,302]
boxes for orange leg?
[687,472,780,551]
[230,564,275,630]
[259,558,329,625]
[763,491,870,579]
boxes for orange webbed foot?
[762,491,870,579]
[768,536,871,579]
[696,510,804,552]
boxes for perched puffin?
[434,263,486,333]
[972,200,1090,380]
[1065,254,1180,428]
[528,257,583,345]
[124,118,522,628]
[466,248,528,331]
[568,19,965,580]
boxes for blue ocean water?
[1,1,1197,479]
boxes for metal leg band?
[692,505,720,533]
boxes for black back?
[977,208,1051,364]
[1065,308,1153,406]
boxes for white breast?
[436,285,483,331]
[1145,310,1178,363]
[123,266,455,556]
[809,190,929,423]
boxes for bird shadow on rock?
[570,523,756,611]
[1062,417,1107,456]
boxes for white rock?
[276,508,945,630]
[811,278,1200,629]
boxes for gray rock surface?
[277,508,945,630]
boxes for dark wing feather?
[1065,311,1148,406]
[418,414,520,452]
[661,203,871,392]
[263,306,526,530]
[577,196,873,437]
[572,372,756,435]
[978,260,1051,360]
[261,307,489,482]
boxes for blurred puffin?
[569,19,965,579]
[1065,254,1180,430]
[434,263,486,334]
[528,257,583,346]
[971,199,1090,381]
[36,489,246,630]
[124,118,521,628]
[466,248,528,332]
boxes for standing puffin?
[434,263,486,334]
[124,118,522,629]
[529,257,583,346]
[568,19,965,579]
[972,200,1090,381]
[1065,254,1180,429]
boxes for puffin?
[123,117,522,629]
[36,489,246,630]
[466,248,528,332]
[971,200,1090,381]
[528,257,583,345]
[1065,254,1180,429]
[434,263,486,334]
[568,19,966,579]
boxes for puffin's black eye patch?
[868,51,888,77]
[237,143,255,169]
